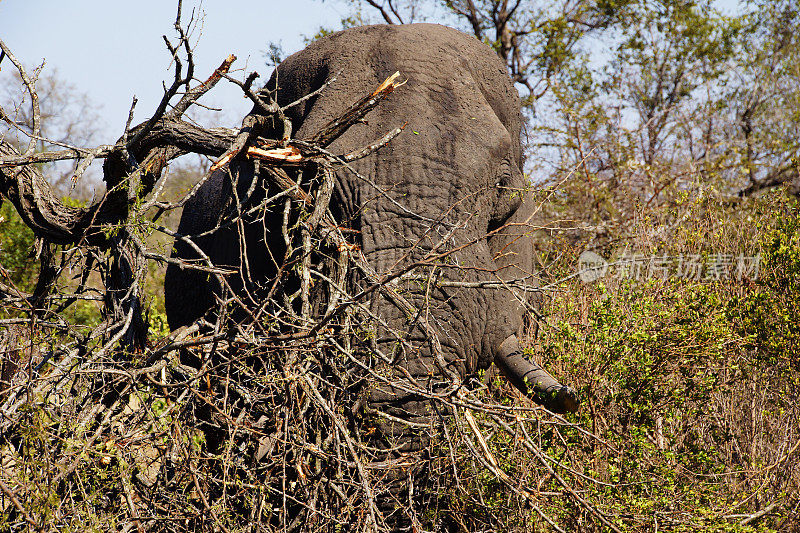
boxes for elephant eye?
[496,159,514,186]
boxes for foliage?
[0,201,37,293]
[728,195,800,362]
[346,192,795,531]
[485,192,798,531]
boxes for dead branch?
[309,71,404,147]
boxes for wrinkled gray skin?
[165,24,576,423]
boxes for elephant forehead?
[370,155,486,211]
[307,90,512,197]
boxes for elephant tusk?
[494,335,579,414]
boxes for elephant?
[165,22,576,411]
[164,22,577,527]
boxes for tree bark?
[0,121,236,245]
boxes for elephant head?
[164,24,577,417]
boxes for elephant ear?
[164,159,260,330]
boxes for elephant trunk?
[494,335,579,414]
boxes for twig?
[341,123,406,162]
[170,54,236,118]
[0,478,38,530]
[280,70,341,112]
[300,373,380,530]
[737,502,779,526]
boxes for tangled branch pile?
[0,11,602,533]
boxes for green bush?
[0,201,37,293]
[482,192,800,531]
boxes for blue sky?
[0,0,350,140]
